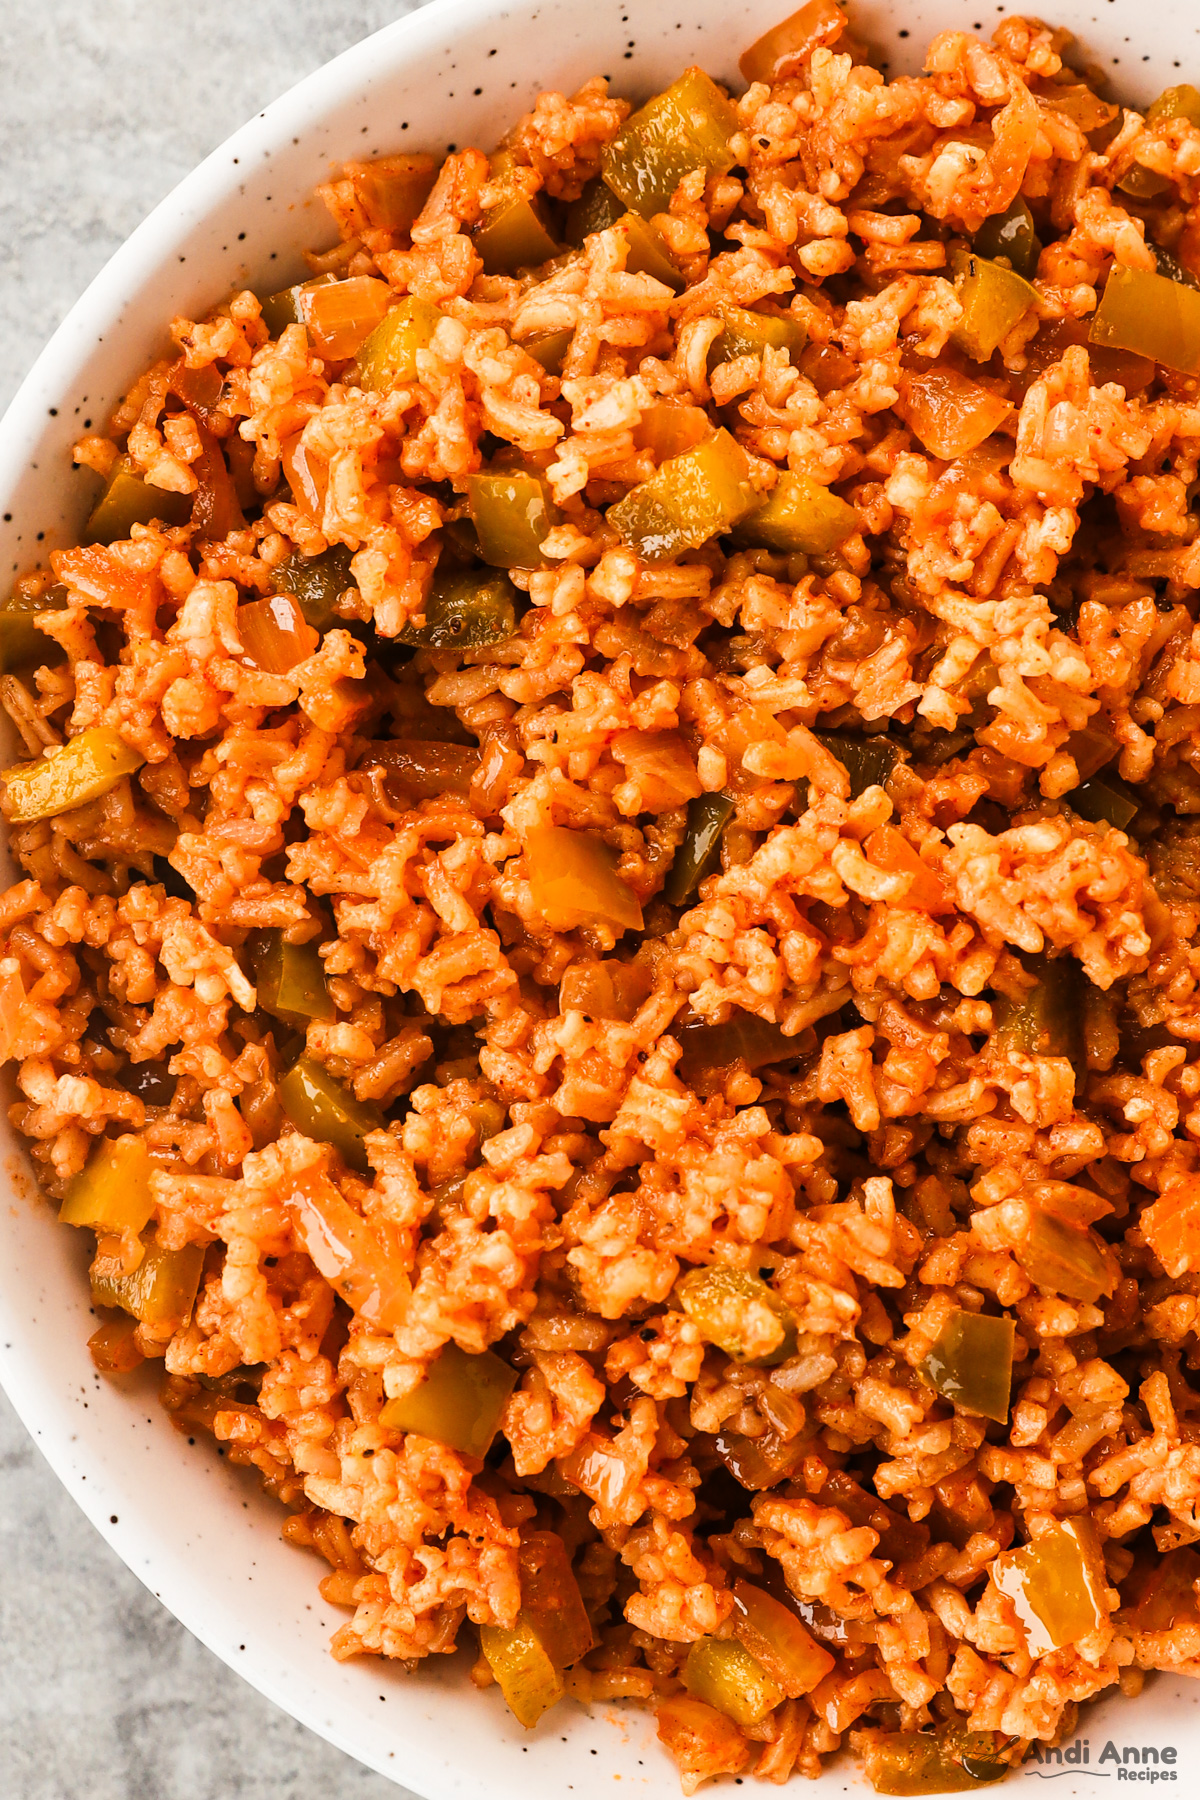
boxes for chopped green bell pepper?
[277,1055,386,1175]
[664,792,735,904]
[351,297,442,391]
[379,1340,516,1457]
[602,68,740,219]
[607,428,754,560]
[466,468,559,568]
[920,1309,1015,1424]
[678,1266,797,1365]
[397,568,519,649]
[735,472,858,555]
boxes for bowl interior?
[4,1,1200,1795]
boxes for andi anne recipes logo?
[1024,1736,1184,1782]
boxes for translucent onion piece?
[302,276,393,360]
[729,1579,835,1698]
[525,825,643,934]
[284,1167,410,1330]
[238,593,320,673]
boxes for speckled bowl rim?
[3,1,1200,1796]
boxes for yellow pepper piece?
[729,1580,835,1698]
[602,68,739,219]
[678,1266,797,1365]
[991,1517,1108,1656]
[973,196,1041,280]
[252,931,335,1030]
[91,1231,205,1327]
[285,1166,410,1329]
[1015,1208,1114,1305]
[474,189,559,274]
[709,302,806,370]
[350,296,442,391]
[85,457,192,545]
[1,726,144,825]
[613,213,685,293]
[466,468,560,568]
[951,246,1038,361]
[60,1135,155,1236]
[524,824,643,934]
[607,428,755,560]
[735,471,858,555]
[1090,265,1200,376]
[683,1637,783,1730]
[277,1057,386,1175]
[380,1340,515,1455]
[564,176,625,246]
[257,272,339,339]
[739,0,847,86]
[398,568,519,650]
[479,1617,564,1728]
[920,1310,1015,1424]
[0,584,68,673]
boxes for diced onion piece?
[678,1266,797,1365]
[378,1340,515,1457]
[712,1425,806,1491]
[1037,84,1117,132]
[991,1518,1108,1656]
[675,1011,797,1077]
[864,824,951,913]
[1141,1176,1200,1278]
[683,1636,783,1730]
[919,1310,1015,1424]
[1015,1207,1115,1305]
[479,1617,564,1728]
[61,1135,156,1236]
[895,367,1014,461]
[559,958,653,1021]
[1129,1545,1200,1631]
[1090,265,1200,376]
[301,277,393,360]
[285,1167,410,1331]
[358,739,481,801]
[85,457,192,545]
[738,0,847,85]
[343,154,437,230]
[91,1232,204,1327]
[560,1433,641,1515]
[655,1696,751,1786]
[258,273,338,339]
[729,1579,835,1698]
[633,404,714,461]
[517,1531,596,1671]
[524,825,643,934]
[237,593,320,673]
[280,433,329,523]
[1,726,145,824]
[0,957,26,1063]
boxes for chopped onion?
[238,593,320,673]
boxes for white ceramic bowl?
[5,1,1200,1794]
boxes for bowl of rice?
[5,0,1200,1792]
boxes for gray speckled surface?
[0,4,425,1796]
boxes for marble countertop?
[0,4,423,1795]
